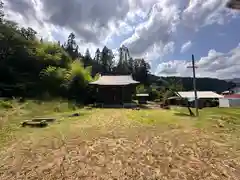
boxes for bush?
[40,66,69,96]
[0,100,13,109]
[67,61,93,101]
[136,84,147,94]
[149,88,161,101]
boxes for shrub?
[0,100,13,109]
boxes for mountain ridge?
[148,74,236,93]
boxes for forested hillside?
[149,75,236,93]
[0,1,150,101]
[0,1,236,102]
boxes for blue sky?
[166,19,240,60]
[3,0,240,79]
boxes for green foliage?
[160,78,183,99]
[0,1,4,22]
[136,84,147,94]
[40,66,68,96]
[0,0,234,103]
[36,43,62,61]
[69,61,92,85]
[66,61,93,101]
[136,84,161,101]
[0,2,91,100]
[92,73,101,82]
[149,75,235,94]
[0,100,13,109]
[149,87,161,100]
[36,43,71,68]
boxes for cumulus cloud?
[2,0,239,68]
[156,44,240,79]
[42,0,131,43]
[121,0,236,59]
[180,40,192,53]
[3,0,132,44]
[182,0,236,29]
[121,0,180,59]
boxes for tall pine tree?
[83,48,92,67]
[64,33,79,60]
[0,0,4,23]
[100,46,114,74]
[94,48,101,63]
[116,45,131,74]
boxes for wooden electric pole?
[187,54,199,117]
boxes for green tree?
[40,66,68,96]
[64,32,79,60]
[67,61,92,100]
[83,48,92,67]
[0,9,92,99]
[0,0,4,23]
[115,46,132,74]
[158,78,194,116]
[133,58,150,84]
[100,46,114,74]
[35,43,71,69]
[94,48,101,63]
[20,27,37,41]
[136,84,147,94]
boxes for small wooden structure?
[136,94,149,104]
[90,75,139,106]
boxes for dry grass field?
[0,100,240,179]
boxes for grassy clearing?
[0,102,240,180]
[0,99,90,146]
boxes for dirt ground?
[1,108,240,180]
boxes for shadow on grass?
[93,103,139,109]
[174,112,192,117]
[138,104,151,109]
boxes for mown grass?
[128,107,240,129]
[171,106,240,130]
[1,101,240,146]
[0,99,92,147]
[0,102,240,179]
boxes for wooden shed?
[90,75,139,105]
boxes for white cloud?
[141,41,175,61]
[2,0,240,65]
[182,0,235,30]
[156,44,240,79]
[3,0,54,41]
[181,41,192,53]
[121,0,238,60]
[121,0,180,59]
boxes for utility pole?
[187,54,199,117]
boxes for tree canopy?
[0,1,236,102]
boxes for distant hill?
[225,78,240,85]
[148,74,236,93]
